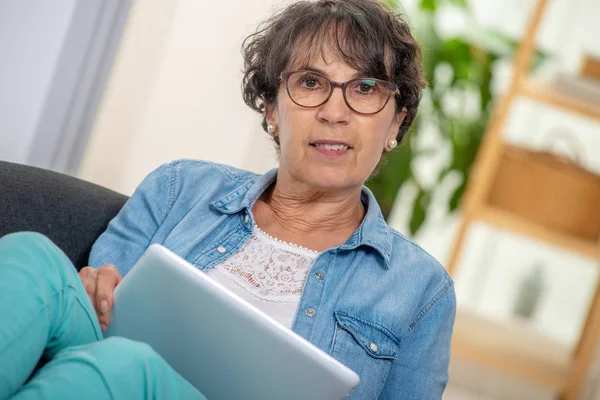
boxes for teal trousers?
[0,232,206,400]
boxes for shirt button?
[314,272,324,280]
[244,215,249,223]
[217,246,227,253]
[305,308,316,317]
[370,343,378,352]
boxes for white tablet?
[104,244,359,400]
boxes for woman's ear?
[266,99,281,120]
[388,107,407,143]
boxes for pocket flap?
[334,312,400,360]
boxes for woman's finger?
[95,264,122,330]
[78,266,98,310]
[98,313,110,332]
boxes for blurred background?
[1,0,599,398]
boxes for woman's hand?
[78,264,122,332]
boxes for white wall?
[77,0,178,191]
[79,0,285,195]
[0,0,77,163]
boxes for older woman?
[0,0,455,399]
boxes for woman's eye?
[299,75,322,89]
[357,80,377,94]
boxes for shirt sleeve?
[87,162,173,276]
[378,283,456,400]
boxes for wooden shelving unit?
[477,206,600,261]
[452,310,571,391]
[446,0,600,398]
[519,78,600,122]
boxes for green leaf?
[441,39,473,81]
[420,0,436,12]
[449,177,466,212]
[366,137,415,220]
[381,0,398,9]
[448,0,468,7]
[409,189,430,235]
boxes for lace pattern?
[211,225,320,303]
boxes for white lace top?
[205,225,320,329]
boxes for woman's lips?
[310,143,351,157]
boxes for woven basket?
[487,145,600,241]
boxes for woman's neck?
[252,176,366,251]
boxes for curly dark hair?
[241,0,426,146]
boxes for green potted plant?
[368,0,546,235]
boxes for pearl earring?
[267,124,277,134]
[388,139,398,150]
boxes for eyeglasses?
[280,70,400,115]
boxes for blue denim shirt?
[89,159,456,399]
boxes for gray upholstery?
[0,161,128,271]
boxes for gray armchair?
[0,161,128,271]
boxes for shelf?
[475,206,600,261]
[518,78,600,122]
[447,0,600,397]
[452,310,571,391]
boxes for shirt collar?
[211,168,393,269]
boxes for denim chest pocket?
[330,312,400,398]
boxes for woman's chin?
[301,168,362,191]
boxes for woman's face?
[267,49,405,192]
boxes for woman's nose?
[316,86,351,125]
